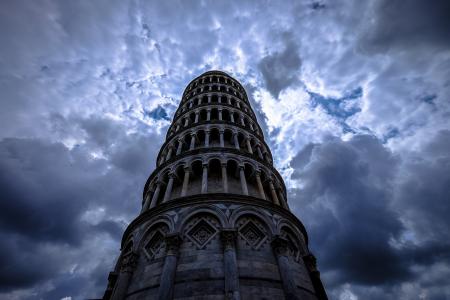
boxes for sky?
[0,0,449,299]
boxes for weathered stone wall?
[110,199,319,299]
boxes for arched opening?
[182,134,191,152]
[223,129,234,148]
[202,95,208,104]
[211,94,219,103]
[208,159,222,193]
[189,111,196,124]
[260,171,273,203]
[226,159,241,194]
[199,109,207,122]
[197,130,206,147]
[237,132,247,153]
[244,163,259,198]
[156,172,169,205]
[189,160,203,196]
[209,128,220,147]
[210,108,219,121]
[212,85,218,92]
[171,165,185,200]
[222,109,230,123]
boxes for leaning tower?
[103,70,327,300]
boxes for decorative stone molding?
[119,252,139,273]
[165,233,182,256]
[271,235,289,257]
[220,229,237,251]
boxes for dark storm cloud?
[258,34,302,98]
[290,133,450,298]
[291,135,406,285]
[0,114,162,296]
[360,0,450,52]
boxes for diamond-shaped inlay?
[239,220,266,249]
[144,230,164,259]
[187,219,218,249]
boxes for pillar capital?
[165,233,182,256]
[271,235,289,257]
[120,251,139,273]
[220,229,237,251]
[303,253,319,273]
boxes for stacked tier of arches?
[168,105,260,138]
[175,92,255,121]
[118,208,316,298]
[183,73,246,101]
[160,124,272,166]
[182,83,246,107]
[142,156,288,212]
[126,209,308,259]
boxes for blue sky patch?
[144,105,170,121]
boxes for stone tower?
[103,70,327,300]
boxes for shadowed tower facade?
[103,71,327,300]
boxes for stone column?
[271,236,298,300]
[208,95,211,103]
[184,118,189,127]
[189,101,193,108]
[256,146,264,160]
[221,163,228,193]
[269,180,280,206]
[239,166,248,195]
[157,234,182,300]
[175,124,181,132]
[207,109,211,121]
[162,174,175,203]
[176,139,183,155]
[230,113,235,123]
[233,132,240,150]
[240,115,245,126]
[236,101,241,109]
[142,191,152,212]
[195,111,199,123]
[150,182,161,208]
[246,138,253,154]
[180,167,190,197]
[198,97,202,104]
[255,172,266,200]
[218,95,222,103]
[249,122,254,130]
[303,254,328,300]
[219,109,223,121]
[165,147,173,162]
[111,251,139,300]
[221,230,241,300]
[205,130,210,147]
[201,164,208,194]
[227,97,232,105]
[189,133,196,150]
[219,130,225,147]
[278,189,289,209]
